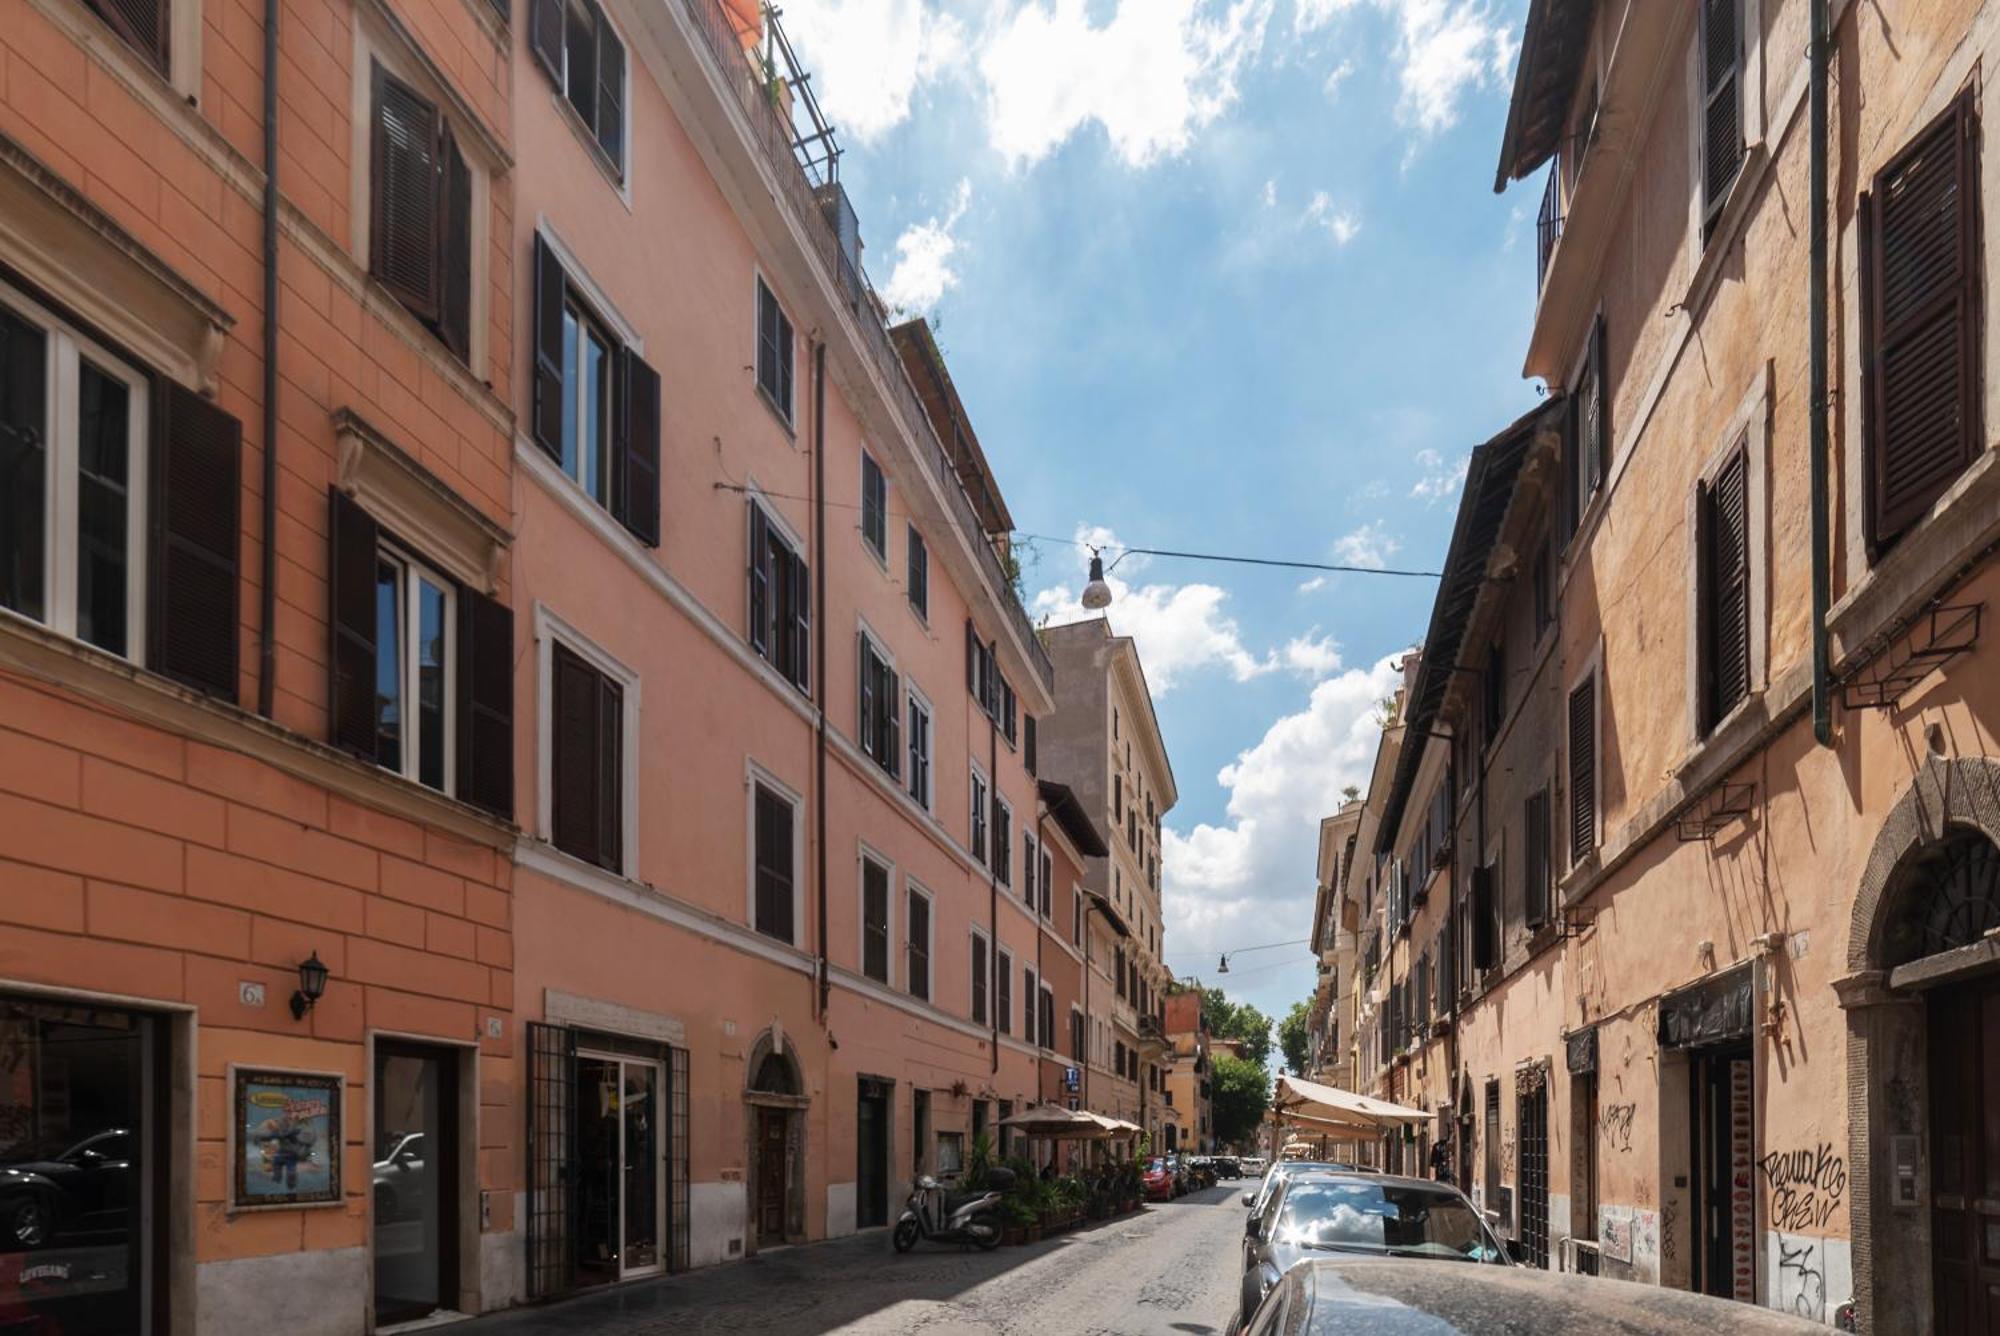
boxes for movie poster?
[232,1069,342,1208]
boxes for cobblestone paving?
[455,1185,1249,1335]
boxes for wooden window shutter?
[87,0,169,71]
[1568,674,1597,863]
[438,124,473,361]
[1589,314,1610,489]
[370,65,442,323]
[325,487,379,757]
[1024,715,1037,776]
[1701,444,1752,730]
[618,351,661,546]
[595,7,625,167]
[754,785,794,941]
[747,503,770,657]
[965,619,977,695]
[1700,0,1743,236]
[593,671,622,871]
[455,588,513,819]
[531,234,566,461]
[1524,789,1550,927]
[148,383,241,700]
[787,547,811,690]
[858,634,876,755]
[529,0,564,86]
[551,644,604,869]
[1864,93,1981,549]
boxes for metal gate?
[1518,1065,1550,1269]
[526,1022,577,1300]
[669,1045,690,1272]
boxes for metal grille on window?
[1517,1065,1550,1269]
[669,1045,690,1272]
[526,1022,577,1300]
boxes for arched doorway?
[743,1031,808,1252]
[1842,758,2000,1336]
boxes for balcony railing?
[1536,161,1564,292]
[677,0,1053,688]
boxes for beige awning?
[1272,1073,1430,1133]
[1081,1112,1142,1139]
[997,1102,1108,1139]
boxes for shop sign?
[1062,1066,1080,1092]
[1657,964,1753,1049]
[230,1067,343,1209]
[1565,1027,1597,1076]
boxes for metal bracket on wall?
[1675,782,1757,842]
[1839,603,1982,710]
[1555,906,1596,940]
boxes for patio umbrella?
[1271,1073,1429,1134]
[997,1102,1108,1139]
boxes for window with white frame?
[752,777,798,943]
[748,498,810,692]
[858,628,900,777]
[970,928,990,1025]
[755,277,794,425]
[372,545,456,792]
[538,623,636,875]
[861,852,892,984]
[860,451,887,559]
[368,62,475,362]
[970,768,988,863]
[906,689,932,810]
[527,0,626,177]
[0,286,149,663]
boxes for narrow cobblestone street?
[455,1187,1248,1336]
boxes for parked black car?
[0,1129,134,1251]
[1213,1156,1242,1180]
[1239,1172,1509,1326]
[1241,1159,1345,1216]
[1235,1256,1828,1335]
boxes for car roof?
[1287,1259,1826,1334]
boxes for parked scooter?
[892,1166,1012,1252]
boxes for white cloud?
[780,0,966,143]
[1293,0,1360,33]
[1322,56,1355,98]
[1262,177,1278,207]
[1411,447,1469,503]
[1162,652,1405,987]
[1305,190,1361,244]
[1383,0,1513,136]
[1331,520,1401,569]
[978,0,1274,169]
[1297,575,1327,594]
[881,179,973,315]
[1032,526,1346,693]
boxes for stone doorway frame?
[742,1029,809,1254]
[1838,756,2000,1336]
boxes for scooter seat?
[941,1190,988,1214]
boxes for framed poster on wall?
[230,1067,343,1209]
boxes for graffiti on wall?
[1602,1103,1636,1153]
[1776,1236,1827,1324]
[1758,1142,1847,1232]
[1600,1205,1634,1263]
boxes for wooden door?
[857,1085,889,1229]
[1930,975,2000,1335]
[756,1110,787,1243]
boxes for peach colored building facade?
[1,0,519,1326]
[1334,4,2000,1332]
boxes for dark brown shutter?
[1024,715,1037,776]
[1568,674,1597,863]
[619,351,661,546]
[148,383,240,700]
[787,548,811,690]
[87,0,169,71]
[595,7,625,168]
[529,0,564,85]
[455,588,513,819]
[370,64,442,323]
[326,487,379,757]
[754,786,793,941]
[532,234,566,461]
[1589,314,1610,488]
[747,503,770,658]
[1524,789,1550,927]
[1700,0,1743,235]
[551,643,609,869]
[439,123,473,362]
[1703,445,1751,729]
[1864,93,1981,549]
[594,671,622,871]
[965,619,977,694]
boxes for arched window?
[1880,827,2000,969]
[750,1051,797,1096]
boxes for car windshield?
[1275,1180,1503,1263]
[1147,1159,1168,1173]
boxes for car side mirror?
[1241,1192,1256,1208]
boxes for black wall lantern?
[290,951,330,1021]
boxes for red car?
[1142,1158,1176,1202]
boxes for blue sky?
[786,0,1541,1035]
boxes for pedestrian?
[1428,1133,1452,1183]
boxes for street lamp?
[290,951,329,1021]
[1081,553,1112,610]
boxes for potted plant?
[1001,1195,1036,1246]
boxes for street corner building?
[1310,4,2000,1333]
[0,0,1184,1329]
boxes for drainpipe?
[814,340,829,1018]
[1808,0,1833,747]
[1035,810,1047,1102]
[988,698,999,1077]
[256,0,280,718]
